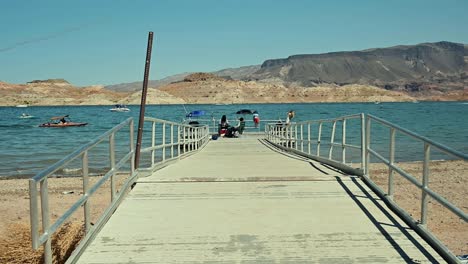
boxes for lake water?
[1,102,467,178]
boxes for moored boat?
[110,104,130,112]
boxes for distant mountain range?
[105,41,467,93]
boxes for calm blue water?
[1,102,467,178]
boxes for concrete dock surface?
[77,135,444,263]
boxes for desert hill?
[159,73,417,104]
[0,80,124,106]
[250,41,467,92]
[104,41,467,94]
[1,72,467,107]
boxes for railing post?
[421,143,430,226]
[328,121,336,159]
[130,119,135,174]
[177,125,181,158]
[171,124,174,159]
[182,126,186,154]
[388,128,396,199]
[29,180,39,249]
[40,178,52,264]
[365,116,371,175]
[196,127,199,150]
[295,124,299,150]
[82,150,91,232]
[109,133,116,201]
[360,113,366,172]
[300,124,304,152]
[151,121,156,167]
[317,122,322,156]
[307,123,311,155]
[342,119,346,163]
[162,123,166,162]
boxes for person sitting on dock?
[235,117,246,135]
[218,115,229,136]
[225,117,245,138]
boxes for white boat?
[110,104,130,112]
[19,113,34,119]
[16,104,28,108]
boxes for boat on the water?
[39,115,88,127]
[16,104,28,108]
[19,113,34,119]
[110,104,130,112]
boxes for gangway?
[28,114,467,263]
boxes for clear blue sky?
[1,0,467,86]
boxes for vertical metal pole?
[388,128,396,199]
[307,123,311,154]
[183,126,186,154]
[197,128,199,149]
[151,121,156,167]
[341,119,346,164]
[328,121,336,159]
[300,124,304,152]
[129,119,135,174]
[342,119,346,163]
[360,113,366,173]
[82,150,90,232]
[365,116,371,175]
[317,122,322,156]
[171,124,174,158]
[177,125,181,158]
[29,180,39,249]
[40,178,52,263]
[109,133,116,201]
[162,123,166,161]
[295,125,298,150]
[421,143,430,226]
[135,31,154,169]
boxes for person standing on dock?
[285,110,295,125]
[253,111,260,128]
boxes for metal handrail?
[184,117,283,134]
[265,113,365,173]
[366,114,467,222]
[139,117,211,173]
[264,113,467,263]
[364,114,467,263]
[29,118,136,264]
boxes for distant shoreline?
[1,99,467,107]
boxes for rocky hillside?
[158,73,419,104]
[104,41,467,95]
[1,74,466,107]
[0,80,124,106]
[248,41,467,92]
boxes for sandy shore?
[0,160,466,263]
[0,175,129,264]
[367,160,467,256]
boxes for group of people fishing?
[218,115,245,137]
[217,110,295,137]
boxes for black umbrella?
[236,109,253,115]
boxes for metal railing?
[183,117,282,135]
[364,114,467,263]
[29,118,137,264]
[265,113,365,176]
[265,113,467,263]
[138,117,211,174]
